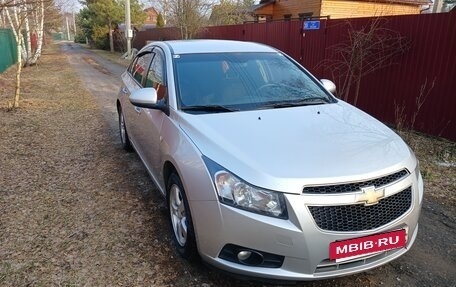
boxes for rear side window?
[129,52,153,86]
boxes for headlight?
[203,156,287,219]
[415,160,424,204]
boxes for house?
[144,7,158,25]
[251,0,430,21]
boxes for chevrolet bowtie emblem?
[356,186,385,206]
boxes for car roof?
[145,40,278,54]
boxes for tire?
[118,106,133,151]
[167,173,198,260]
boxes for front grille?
[303,169,409,194]
[308,187,412,232]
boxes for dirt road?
[1,42,454,286]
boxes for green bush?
[74,32,86,44]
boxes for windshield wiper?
[180,105,239,113]
[259,97,330,109]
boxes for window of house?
[284,14,292,21]
[299,12,314,20]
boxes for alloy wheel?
[169,184,188,246]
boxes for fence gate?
[0,28,17,73]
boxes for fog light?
[237,250,252,261]
[219,244,284,268]
[237,250,264,265]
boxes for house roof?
[248,0,275,13]
[250,0,430,12]
[144,7,158,13]
[345,0,431,5]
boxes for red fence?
[134,12,456,142]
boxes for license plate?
[329,229,406,262]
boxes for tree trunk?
[4,0,24,108]
[343,72,353,102]
[6,0,19,40]
[353,56,363,106]
[353,77,361,106]
[29,0,44,64]
[14,36,23,108]
[0,9,5,27]
[10,0,27,61]
[109,23,114,52]
[24,3,32,66]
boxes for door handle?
[122,87,128,94]
[134,107,142,114]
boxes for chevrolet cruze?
[116,40,423,281]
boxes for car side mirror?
[129,87,158,108]
[129,87,169,115]
[320,79,337,96]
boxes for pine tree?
[156,12,165,28]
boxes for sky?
[62,0,262,13]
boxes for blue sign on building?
[303,20,320,30]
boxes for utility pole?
[125,0,132,59]
[163,0,168,25]
[73,12,77,34]
[66,16,70,41]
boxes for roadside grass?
[398,130,456,206]
[69,42,130,68]
[88,47,131,68]
[0,43,101,286]
[0,44,169,286]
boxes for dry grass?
[0,44,200,286]
[398,130,456,206]
[88,47,131,68]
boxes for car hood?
[177,101,416,194]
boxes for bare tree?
[29,0,44,64]
[209,0,254,26]
[167,0,214,39]
[394,78,436,147]
[319,18,410,105]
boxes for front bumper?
[189,171,423,281]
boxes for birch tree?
[1,0,48,108]
[29,0,44,64]
[2,0,26,108]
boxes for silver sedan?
[116,40,423,281]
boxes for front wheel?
[118,106,132,151]
[167,173,198,259]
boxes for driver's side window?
[145,49,167,101]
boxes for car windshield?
[174,52,334,113]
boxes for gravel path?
[0,42,454,287]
